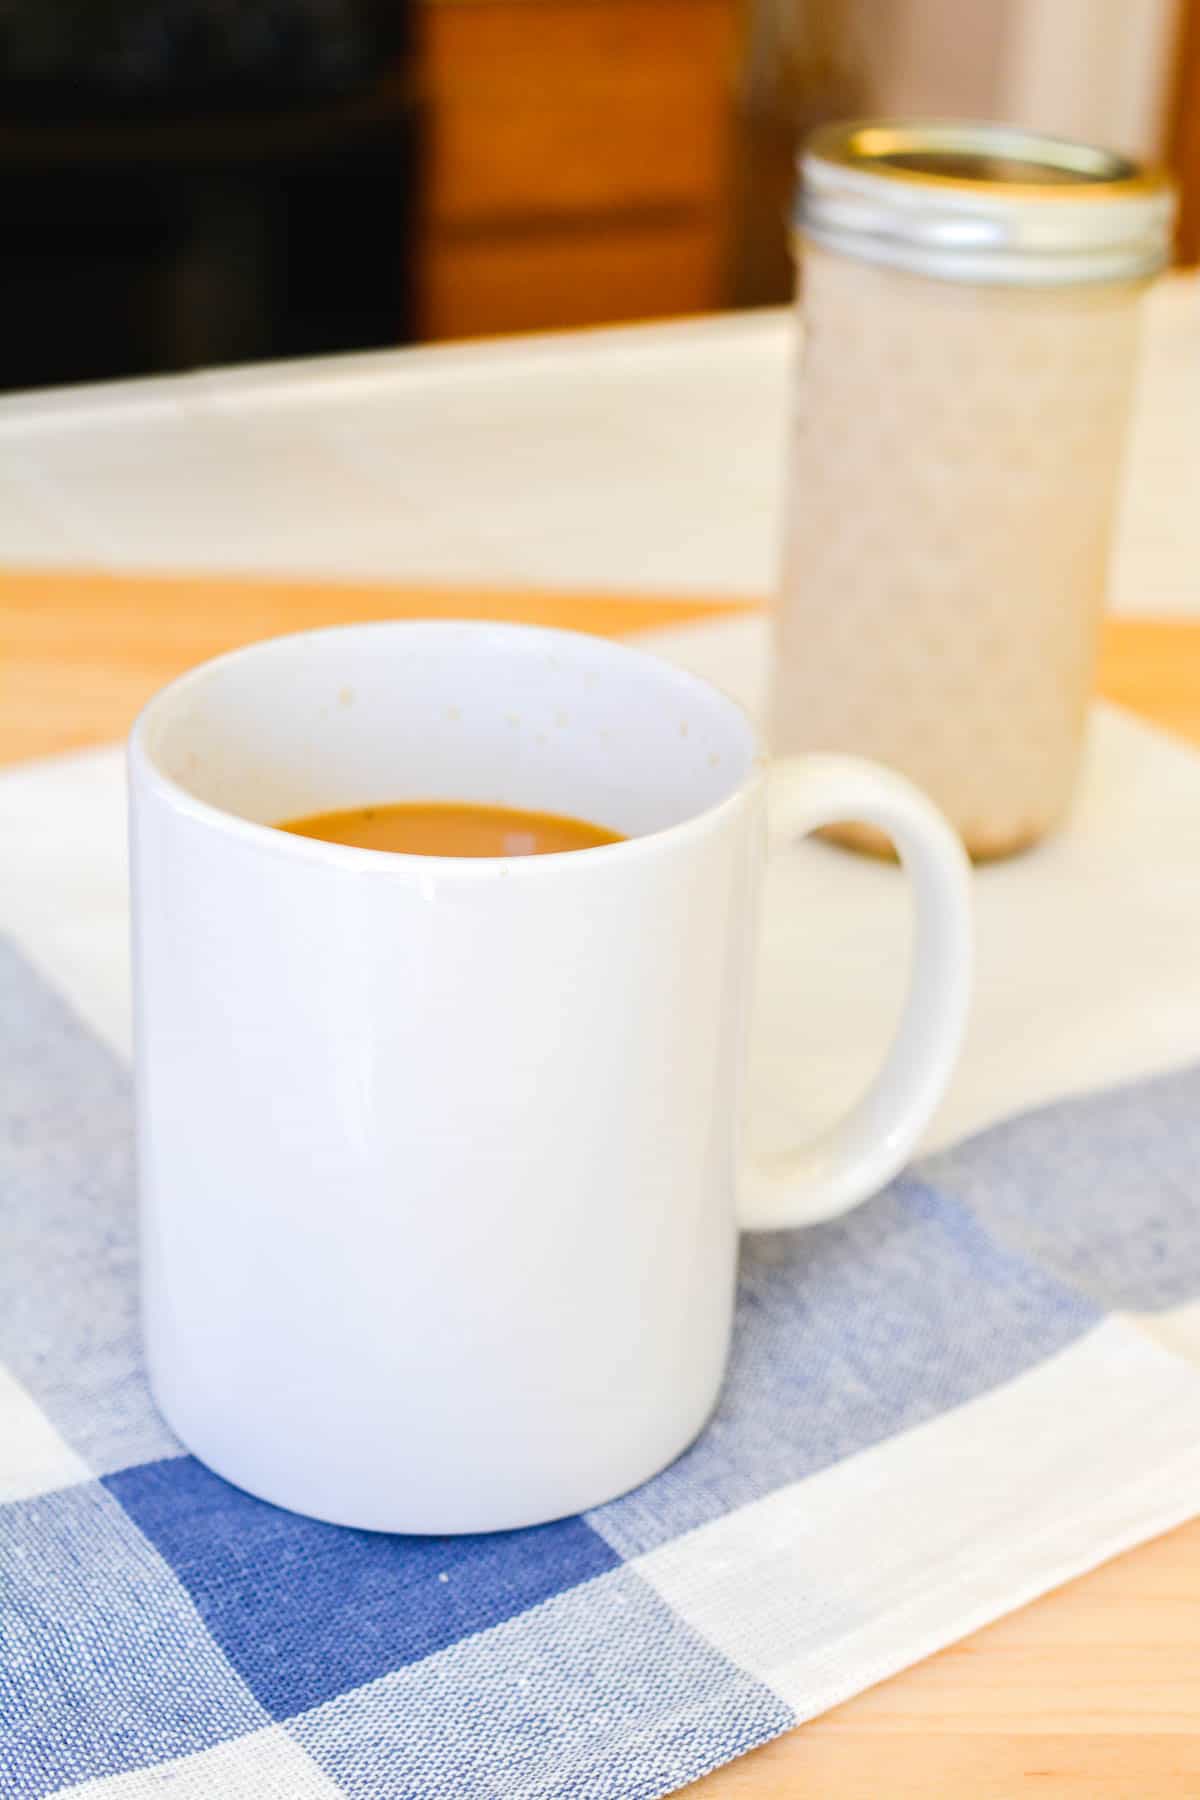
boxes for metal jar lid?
[797,119,1176,286]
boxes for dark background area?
[0,0,417,387]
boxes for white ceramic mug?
[129,621,971,1533]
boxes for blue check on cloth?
[4,923,1200,1799]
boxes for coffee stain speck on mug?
[338,687,354,707]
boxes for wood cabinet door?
[418,0,737,337]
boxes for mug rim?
[128,618,768,875]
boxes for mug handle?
[739,754,973,1231]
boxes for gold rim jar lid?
[797,119,1176,285]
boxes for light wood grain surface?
[0,567,747,766]
[4,565,1199,761]
[5,566,1200,1797]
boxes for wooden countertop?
[4,565,1199,761]
[5,565,1200,1797]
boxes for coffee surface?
[279,801,624,857]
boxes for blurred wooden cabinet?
[1171,0,1200,263]
[417,0,738,338]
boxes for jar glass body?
[773,238,1151,858]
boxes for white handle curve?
[739,753,972,1232]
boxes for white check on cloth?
[3,610,1200,1800]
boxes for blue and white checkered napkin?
[5,922,1200,1800]
[6,604,1200,1799]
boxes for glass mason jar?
[772,121,1175,858]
